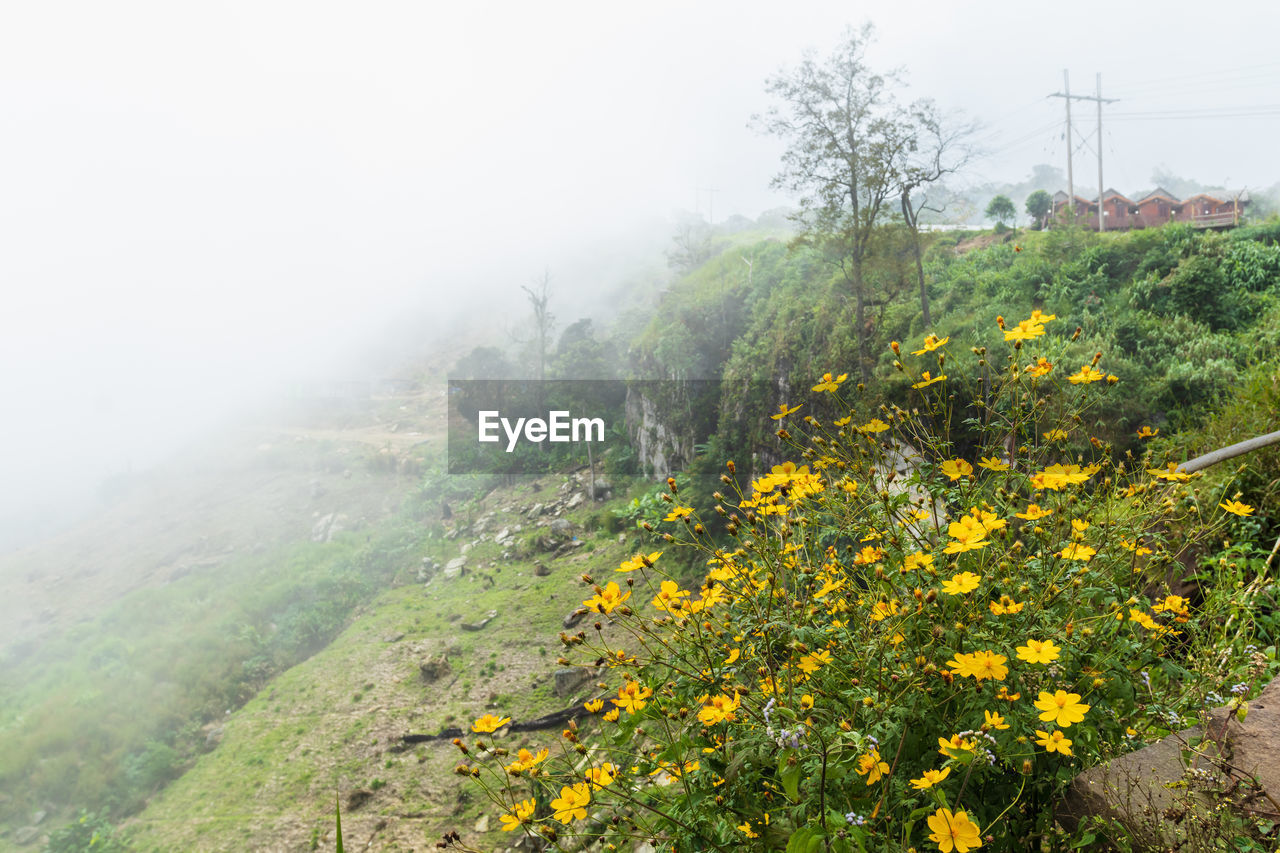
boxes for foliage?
[460,312,1269,852]
[1025,191,1052,230]
[42,810,129,853]
[985,194,1016,227]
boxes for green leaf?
[335,794,345,853]
[778,749,801,801]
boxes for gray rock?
[12,826,39,845]
[566,492,586,509]
[562,607,589,629]
[533,561,551,577]
[31,809,46,826]
[461,610,498,631]
[553,667,593,697]
[473,813,490,832]
[549,518,573,537]
[443,557,467,579]
[420,655,451,682]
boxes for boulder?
[533,561,551,577]
[443,557,467,579]
[420,655,451,682]
[554,667,594,697]
[562,607,589,629]
[549,518,574,538]
[461,610,498,631]
[1059,679,1280,847]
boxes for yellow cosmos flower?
[1029,309,1057,323]
[697,693,740,726]
[947,650,1008,681]
[586,763,617,789]
[938,734,978,758]
[1219,500,1254,516]
[1147,463,1191,482]
[1058,542,1096,562]
[854,545,885,565]
[1068,365,1105,384]
[856,748,890,785]
[550,782,591,823]
[984,709,1010,730]
[941,571,982,596]
[1136,425,1159,439]
[1016,639,1061,665]
[943,514,991,553]
[812,372,848,392]
[798,649,833,674]
[1025,357,1054,377]
[651,580,691,612]
[1034,690,1090,727]
[770,403,803,420]
[1031,463,1097,490]
[1128,608,1157,630]
[912,370,947,389]
[1152,595,1190,620]
[472,714,511,733]
[584,699,604,713]
[738,822,759,838]
[910,767,952,789]
[978,456,1010,471]
[664,505,694,522]
[912,333,950,355]
[583,581,631,614]
[506,747,550,774]
[903,551,935,572]
[989,595,1024,615]
[499,798,536,831]
[616,551,661,572]
[603,708,620,722]
[613,681,653,714]
[869,600,900,622]
[940,458,974,481]
[1015,503,1053,520]
[723,648,741,665]
[858,417,891,433]
[1035,729,1073,756]
[1120,538,1152,556]
[927,808,983,853]
[1004,319,1046,341]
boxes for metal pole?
[1064,70,1074,223]
[1097,73,1105,233]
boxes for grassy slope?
[123,474,659,852]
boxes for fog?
[3,0,1280,547]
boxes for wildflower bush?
[455,311,1268,852]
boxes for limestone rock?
[553,667,593,697]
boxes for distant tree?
[520,271,555,382]
[451,345,514,379]
[666,214,717,273]
[1025,190,1052,230]
[756,23,916,382]
[895,100,975,328]
[985,194,1016,228]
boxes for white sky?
[2,0,1278,538]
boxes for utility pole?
[1050,72,1118,231]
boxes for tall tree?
[895,100,974,329]
[1025,190,1052,230]
[756,24,911,383]
[520,270,555,381]
[985,194,1016,228]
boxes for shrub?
[460,311,1266,852]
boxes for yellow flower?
[738,822,758,838]
[1147,463,1191,482]
[664,505,694,522]
[947,650,1007,681]
[471,714,511,733]
[1031,463,1097,490]
[696,693,740,725]
[940,458,974,481]
[1219,500,1255,516]
[1016,639,1061,665]
[798,649,833,674]
[1030,309,1057,323]
[550,782,591,823]
[869,600,900,622]
[989,595,1024,615]
[943,514,991,553]
[799,694,814,710]
[941,571,982,596]
[1034,690,1090,727]
[617,551,662,572]
[499,798,536,831]
[583,581,631,614]
[910,767,952,789]
[1015,503,1053,520]
[603,708,620,722]
[584,699,604,713]
[927,808,983,853]
[1071,518,1090,534]
[856,748,890,785]
[984,710,1010,730]
[1057,542,1096,562]
[1042,428,1069,442]
[1128,608,1157,630]
[1152,595,1190,621]
[586,763,617,789]
[506,747,550,774]
[1120,538,1152,556]
[1136,425,1159,439]
[723,648,741,665]
[912,370,947,389]
[1068,365,1105,384]
[903,551,935,572]
[1004,319,1046,342]
[770,403,802,420]
[912,333,950,355]
[853,545,885,565]
[859,417,891,433]
[1025,357,1054,377]
[1035,729,1073,756]
[613,681,653,714]
[812,372,848,393]
[651,580,691,612]
[938,734,978,758]
[978,456,1010,471]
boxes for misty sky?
[3,0,1279,541]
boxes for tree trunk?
[903,193,930,329]
[854,272,870,385]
